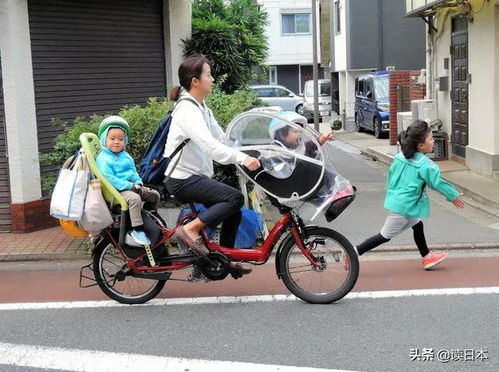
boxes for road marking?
[0,342,350,372]
[0,287,498,311]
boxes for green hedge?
[41,89,264,192]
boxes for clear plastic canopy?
[226,111,325,202]
[226,110,356,222]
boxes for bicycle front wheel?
[279,227,359,304]
[93,239,166,304]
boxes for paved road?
[0,269,497,371]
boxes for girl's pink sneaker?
[422,251,448,270]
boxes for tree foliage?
[184,0,269,93]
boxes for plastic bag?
[50,152,89,220]
[80,179,114,231]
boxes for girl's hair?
[398,119,431,159]
[169,54,211,101]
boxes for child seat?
[79,133,128,212]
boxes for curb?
[1,242,497,263]
[0,252,90,263]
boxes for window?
[356,79,365,96]
[269,66,277,85]
[282,13,310,34]
[275,88,290,97]
[365,79,373,97]
[373,76,389,100]
[335,1,341,34]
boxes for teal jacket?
[96,147,142,191]
[384,152,459,218]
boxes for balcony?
[405,0,457,17]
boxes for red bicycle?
[82,192,358,305]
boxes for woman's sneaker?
[422,251,448,270]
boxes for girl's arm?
[419,162,460,202]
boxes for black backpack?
[139,98,198,185]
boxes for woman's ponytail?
[169,86,181,101]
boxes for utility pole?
[311,0,319,131]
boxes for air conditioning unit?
[397,112,413,133]
[411,99,437,125]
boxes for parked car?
[303,79,332,121]
[249,106,308,127]
[354,71,390,138]
[249,85,305,115]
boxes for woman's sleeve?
[176,106,248,165]
[209,109,226,143]
[419,162,459,201]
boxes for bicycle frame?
[103,209,314,273]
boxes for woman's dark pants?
[165,175,243,248]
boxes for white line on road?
[0,287,498,311]
[0,342,351,372]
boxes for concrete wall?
[164,0,192,88]
[0,0,42,204]
[333,0,347,71]
[347,0,379,70]
[348,0,425,71]
[381,0,426,70]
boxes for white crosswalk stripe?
[0,342,352,372]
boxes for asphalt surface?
[1,293,497,371]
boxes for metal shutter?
[28,0,167,177]
[0,53,13,232]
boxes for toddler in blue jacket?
[96,116,160,246]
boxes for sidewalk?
[1,128,498,263]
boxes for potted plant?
[331,118,342,131]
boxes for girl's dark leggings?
[357,221,430,257]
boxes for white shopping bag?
[50,152,89,220]
[80,179,114,231]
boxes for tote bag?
[50,152,89,220]
[80,179,114,231]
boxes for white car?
[249,85,305,115]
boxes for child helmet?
[98,115,131,138]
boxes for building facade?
[330,0,426,120]
[406,0,499,177]
[0,0,191,232]
[260,0,324,95]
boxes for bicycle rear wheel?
[279,226,359,304]
[93,239,166,304]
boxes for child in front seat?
[96,116,160,246]
[268,113,353,207]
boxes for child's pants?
[120,187,160,227]
[380,212,421,239]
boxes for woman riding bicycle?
[163,54,260,278]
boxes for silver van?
[303,79,331,120]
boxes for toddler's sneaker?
[130,230,151,246]
[422,251,448,270]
